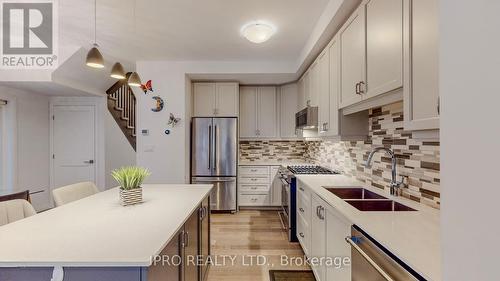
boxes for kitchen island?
[0,184,212,281]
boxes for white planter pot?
[119,187,143,206]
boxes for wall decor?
[151,96,164,112]
[167,113,181,127]
[140,80,153,94]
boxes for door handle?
[208,125,212,170]
[83,160,94,164]
[214,125,218,170]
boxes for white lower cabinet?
[311,194,327,281]
[297,188,352,281]
[296,183,312,255]
[238,165,281,207]
[325,204,352,281]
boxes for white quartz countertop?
[239,160,310,166]
[0,184,213,267]
[296,175,441,281]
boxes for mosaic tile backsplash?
[239,140,307,162]
[305,102,440,209]
[238,101,440,209]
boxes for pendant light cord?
[94,0,97,45]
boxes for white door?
[215,82,239,116]
[239,87,258,138]
[340,6,365,108]
[257,87,277,138]
[193,83,216,117]
[52,105,96,189]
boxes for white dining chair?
[52,182,99,207]
[0,199,37,226]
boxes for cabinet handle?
[319,206,325,220]
[316,206,321,217]
[359,81,365,94]
[299,232,305,238]
[306,100,311,107]
[299,187,304,192]
[299,207,304,213]
[251,178,257,181]
[251,186,257,189]
[355,83,360,95]
[250,169,258,172]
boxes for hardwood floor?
[206,210,310,281]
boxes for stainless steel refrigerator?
[191,117,237,212]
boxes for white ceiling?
[60,0,330,62]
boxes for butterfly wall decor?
[167,113,181,127]
[140,80,153,94]
[151,96,164,112]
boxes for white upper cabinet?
[317,49,331,136]
[193,82,239,117]
[297,77,306,110]
[193,83,217,117]
[257,87,278,138]
[239,86,278,139]
[280,83,299,138]
[326,36,341,136]
[215,83,239,116]
[339,6,366,108]
[239,86,258,138]
[404,0,440,130]
[365,0,403,99]
[303,71,311,108]
[308,62,319,107]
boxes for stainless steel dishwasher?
[346,225,426,281]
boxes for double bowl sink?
[324,186,416,212]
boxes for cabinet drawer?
[239,184,270,193]
[239,166,270,176]
[239,194,270,206]
[297,184,311,204]
[297,213,310,255]
[297,194,310,222]
[239,177,269,184]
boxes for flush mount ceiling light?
[86,0,104,68]
[241,21,276,44]
[110,62,126,79]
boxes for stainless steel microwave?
[295,106,318,130]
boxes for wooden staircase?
[106,74,136,151]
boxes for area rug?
[269,270,316,281]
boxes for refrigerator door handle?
[214,125,218,171]
[208,125,212,170]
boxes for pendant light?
[128,0,141,87]
[110,62,126,79]
[128,72,142,87]
[86,0,104,68]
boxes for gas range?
[277,165,340,243]
[287,165,340,175]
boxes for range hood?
[295,106,318,130]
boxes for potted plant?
[111,166,151,206]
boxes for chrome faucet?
[365,147,404,196]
